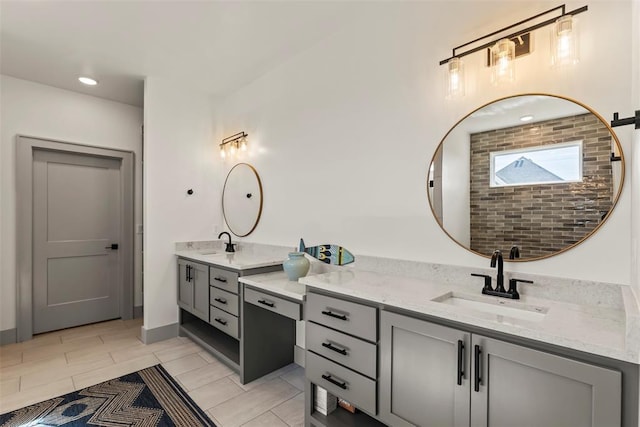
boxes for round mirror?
[428,94,624,261]
[222,163,263,237]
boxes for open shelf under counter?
[179,310,240,370]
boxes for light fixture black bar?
[439,5,588,65]
[610,111,640,129]
[221,131,247,145]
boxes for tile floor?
[0,318,305,427]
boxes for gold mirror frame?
[222,163,263,237]
[427,93,625,262]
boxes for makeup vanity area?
[176,95,639,427]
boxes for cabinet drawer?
[210,287,239,316]
[307,322,376,379]
[307,293,377,342]
[209,266,239,294]
[244,287,301,321]
[209,306,239,339]
[306,351,376,415]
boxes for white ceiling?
[0,1,362,107]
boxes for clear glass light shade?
[240,137,248,151]
[229,143,237,156]
[220,145,226,159]
[446,58,465,98]
[551,15,579,67]
[490,38,516,85]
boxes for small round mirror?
[428,94,624,261]
[222,163,263,237]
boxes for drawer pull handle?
[321,310,348,321]
[321,374,347,390]
[214,297,227,305]
[214,277,228,283]
[214,318,227,326]
[474,344,482,392]
[258,299,274,308]
[457,340,465,386]
[322,342,348,356]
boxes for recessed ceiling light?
[520,115,534,122]
[78,76,98,86]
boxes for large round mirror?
[428,94,624,261]
[222,163,263,237]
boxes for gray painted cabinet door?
[470,335,621,427]
[379,310,471,427]
[177,259,209,323]
[33,150,121,333]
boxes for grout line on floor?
[271,408,290,426]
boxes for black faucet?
[490,250,505,293]
[509,245,520,260]
[218,232,236,253]
[470,249,533,299]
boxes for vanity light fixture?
[78,76,98,86]
[439,4,587,89]
[490,38,516,85]
[446,57,465,99]
[220,131,248,159]
[551,15,579,67]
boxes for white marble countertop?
[175,249,284,270]
[239,271,306,302]
[299,270,640,364]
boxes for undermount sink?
[432,292,548,322]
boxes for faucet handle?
[507,278,533,299]
[471,273,493,292]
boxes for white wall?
[0,75,143,333]
[143,77,222,332]
[214,1,636,285]
[631,0,640,299]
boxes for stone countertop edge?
[299,270,639,364]
[239,271,306,302]
[175,249,285,270]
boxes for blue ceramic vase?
[283,252,310,281]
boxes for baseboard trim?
[294,345,305,367]
[0,328,17,346]
[140,322,178,344]
[133,306,143,319]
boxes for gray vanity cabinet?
[471,334,621,427]
[380,310,622,427]
[379,310,471,427]
[177,259,209,322]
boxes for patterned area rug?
[0,365,216,426]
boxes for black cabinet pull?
[214,277,228,283]
[185,265,189,282]
[258,299,274,308]
[187,265,192,282]
[457,340,465,386]
[474,344,482,392]
[214,297,227,305]
[321,310,348,321]
[214,318,227,326]
[322,342,348,356]
[321,374,347,390]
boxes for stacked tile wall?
[469,113,614,259]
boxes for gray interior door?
[33,149,122,334]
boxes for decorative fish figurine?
[299,239,355,266]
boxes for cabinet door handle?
[187,265,192,282]
[321,310,348,321]
[214,297,227,305]
[474,344,482,392]
[258,299,274,308]
[457,340,465,385]
[214,277,228,283]
[214,318,227,326]
[321,374,347,390]
[322,342,348,356]
[185,265,189,282]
